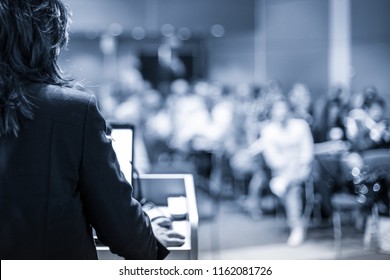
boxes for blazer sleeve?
[77,95,168,259]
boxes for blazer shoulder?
[30,84,97,125]
[38,84,95,105]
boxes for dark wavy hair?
[0,0,72,137]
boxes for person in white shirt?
[261,98,314,246]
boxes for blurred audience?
[167,79,210,154]
[142,88,173,164]
[95,64,390,232]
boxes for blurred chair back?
[362,148,390,190]
[361,148,390,173]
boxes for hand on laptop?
[151,217,186,247]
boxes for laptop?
[108,123,135,186]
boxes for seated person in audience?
[346,96,390,151]
[230,83,282,217]
[288,83,314,127]
[261,98,314,246]
[312,85,350,144]
[344,96,390,215]
[310,86,351,218]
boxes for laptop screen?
[108,123,134,186]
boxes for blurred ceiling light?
[161,24,175,37]
[177,27,192,40]
[132,26,146,40]
[210,24,225,37]
[109,23,123,37]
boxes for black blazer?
[0,84,167,260]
